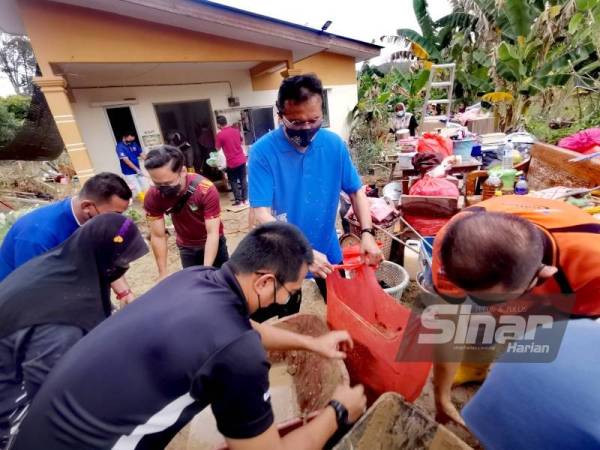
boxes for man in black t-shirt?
[12,222,366,450]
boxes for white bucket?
[403,239,421,281]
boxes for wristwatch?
[361,228,375,237]
[328,400,350,429]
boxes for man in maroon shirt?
[143,146,228,280]
[216,116,248,206]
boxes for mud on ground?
[122,193,480,448]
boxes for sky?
[0,0,452,96]
[214,0,453,43]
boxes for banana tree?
[387,0,476,62]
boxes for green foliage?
[0,95,30,148]
[0,103,20,148]
[350,66,431,174]
[503,0,534,38]
[1,95,30,120]
[526,90,600,144]
[123,207,143,224]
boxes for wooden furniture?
[400,195,460,216]
[465,143,600,204]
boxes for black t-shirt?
[13,264,273,450]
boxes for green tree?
[0,34,36,95]
[350,66,430,173]
[443,0,599,129]
[0,95,30,148]
[388,0,476,62]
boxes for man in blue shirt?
[116,131,147,195]
[462,319,600,449]
[0,173,134,301]
[249,74,382,320]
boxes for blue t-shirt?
[249,127,362,264]
[463,319,600,450]
[116,141,142,175]
[0,197,79,282]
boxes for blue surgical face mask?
[284,125,321,148]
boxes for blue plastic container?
[453,138,477,158]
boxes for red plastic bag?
[326,266,432,402]
[403,213,451,236]
[417,133,453,157]
[409,175,459,197]
[558,128,600,154]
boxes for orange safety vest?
[432,196,600,316]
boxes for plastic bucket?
[452,138,477,158]
[375,261,409,301]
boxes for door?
[154,100,217,177]
[106,106,139,143]
[241,107,275,144]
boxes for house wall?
[17,0,360,177]
[71,69,357,174]
[252,52,358,90]
[18,0,291,75]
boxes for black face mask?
[284,125,321,148]
[158,184,182,198]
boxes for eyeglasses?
[280,114,323,130]
[255,271,301,304]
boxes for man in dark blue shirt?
[116,131,147,195]
[0,173,133,300]
[13,222,366,450]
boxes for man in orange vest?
[429,196,600,425]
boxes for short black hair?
[216,115,227,126]
[79,172,132,203]
[440,211,544,291]
[276,74,323,113]
[144,145,185,173]
[165,131,187,147]
[122,131,135,138]
[229,222,314,283]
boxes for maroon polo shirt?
[216,126,246,169]
[144,174,224,248]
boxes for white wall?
[324,83,357,141]
[71,69,357,174]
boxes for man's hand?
[119,291,135,305]
[361,232,384,266]
[310,249,333,278]
[308,331,353,359]
[331,384,367,423]
[435,396,466,427]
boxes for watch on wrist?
[328,399,350,429]
[361,228,375,237]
